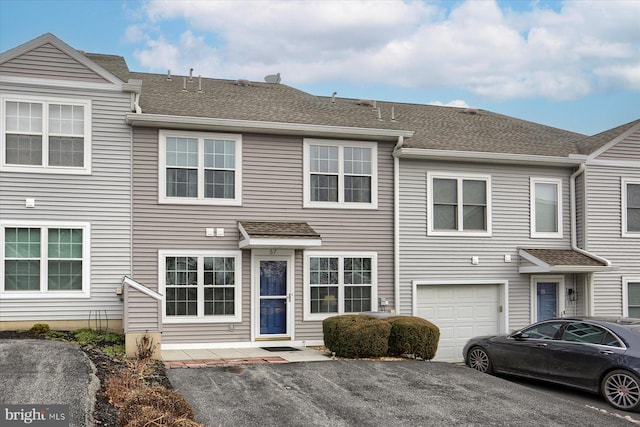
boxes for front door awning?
[518,248,614,274]
[238,221,322,249]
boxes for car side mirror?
[510,332,526,340]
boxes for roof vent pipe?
[182,77,187,92]
[391,106,396,121]
[331,92,337,104]
[373,100,377,110]
[377,107,383,121]
[198,75,203,93]
[166,70,172,81]
[188,68,194,82]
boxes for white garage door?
[415,284,500,362]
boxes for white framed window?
[427,172,492,236]
[623,278,640,317]
[159,250,242,323]
[158,130,242,205]
[530,177,563,239]
[303,139,378,209]
[303,251,377,321]
[1,95,91,174]
[623,179,640,237]
[0,221,91,298]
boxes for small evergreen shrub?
[323,315,391,358]
[387,316,440,360]
[29,323,50,334]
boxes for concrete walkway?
[162,346,331,368]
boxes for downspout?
[570,163,611,266]
[392,136,404,314]
[133,92,142,114]
[570,163,605,317]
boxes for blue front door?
[260,260,288,335]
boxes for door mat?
[261,346,301,352]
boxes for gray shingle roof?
[86,52,628,158]
[574,118,640,155]
[239,222,320,239]
[520,248,607,267]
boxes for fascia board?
[122,276,163,300]
[397,147,586,166]
[126,113,414,141]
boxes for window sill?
[162,316,242,324]
[158,197,241,206]
[303,202,378,210]
[0,291,90,299]
[428,230,492,237]
[0,165,91,175]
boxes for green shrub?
[29,323,50,334]
[387,316,440,360]
[323,315,391,358]
[72,328,124,346]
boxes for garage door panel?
[416,284,500,362]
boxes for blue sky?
[1,0,639,136]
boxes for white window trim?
[158,130,242,206]
[427,171,492,237]
[530,177,563,239]
[622,277,640,317]
[303,251,378,321]
[0,220,91,299]
[0,94,92,175]
[158,249,242,323]
[303,139,378,209]
[622,179,640,237]
[530,275,565,323]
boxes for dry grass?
[104,334,205,427]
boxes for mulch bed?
[0,330,172,427]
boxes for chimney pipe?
[189,68,194,82]
[182,77,187,92]
[198,75,203,93]
[166,70,172,81]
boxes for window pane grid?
[4,100,87,169]
[166,255,238,318]
[3,226,86,293]
[627,184,640,232]
[432,177,488,232]
[310,257,339,314]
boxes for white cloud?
[428,100,470,108]
[125,0,640,100]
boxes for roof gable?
[577,119,640,160]
[0,33,122,86]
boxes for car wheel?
[602,370,640,411]
[467,346,492,374]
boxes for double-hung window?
[160,250,242,323]
[531,177,563,238]
[623,180,640,236]
[0,222,90,298]
[304,139,378,209]
[304,252,377,320]
[159,131,242,205]
[625,279,640,317]
[1,95,91,174]
[427,172,491,236]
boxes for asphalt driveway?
[168,360,632,427]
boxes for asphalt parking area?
[167,360,633,427]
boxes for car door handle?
[536,343,547,347]
[600,350,614,355]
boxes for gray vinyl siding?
[585,143,640,316]
[130,128,395,344]
[0,43,109,83]
[576,173,585,249]
[398,158,575,331]
[595,130,640,161]
[0,82,131,323]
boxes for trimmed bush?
[323,315,391,358]
[29,323,50,334]
[386,316,440,360]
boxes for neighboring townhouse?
[576,120,640,317]
[0,34,138,331]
